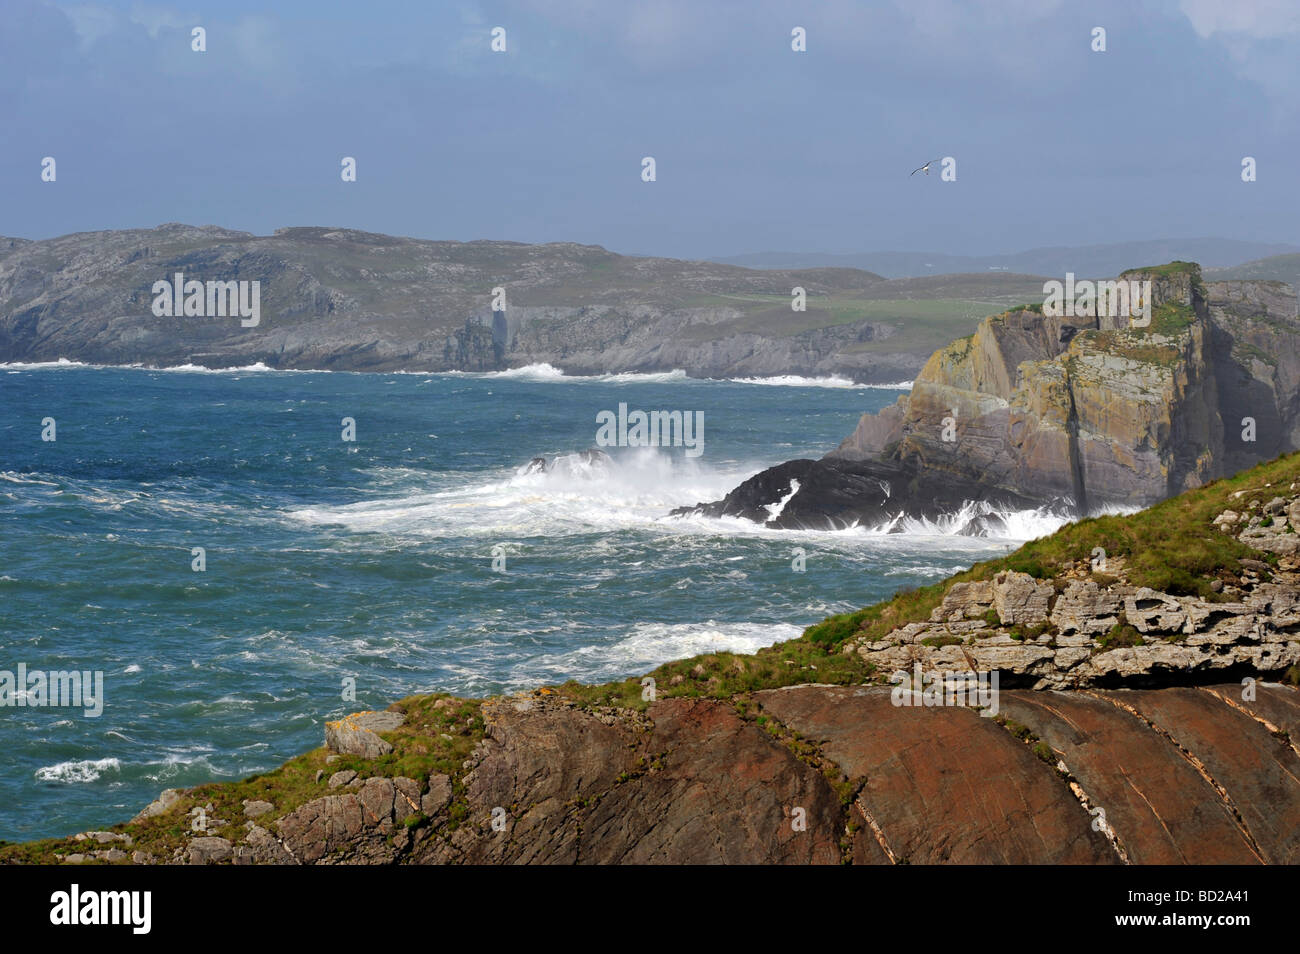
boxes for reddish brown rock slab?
[1206,682,1300,743]
[578,698,843,864]
[846,800,893,865]
[427,696,842,864]
[997,690,1259,864]
[754,685,1116,864]
[448,696,646,864]
[1118,688,1300,865]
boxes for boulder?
[242,799,274,819]
[188,836,233,865]
[325,710,404,758]
[421,774,453,816]
[991,571,1053,626]
[131,788,182,823]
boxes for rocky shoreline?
[54,680,1300,865]
[0,224,1016,383]
[8,452,1300,865]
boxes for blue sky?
[3,0,1299,258]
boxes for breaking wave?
[728,374,913,389]
[35,757,121,784]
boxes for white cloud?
[1178,0,1300,39]
[65,3,117,49]
[1178,0,1300,114]
[127,2,190,39]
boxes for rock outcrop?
[680,262,1300,529]
[101,683,1300,865]
[847,566,1300,690]
[846,479,1300,688]
[669,454,1042,532]
[324,710,404,759]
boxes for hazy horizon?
[5,0,1300,259]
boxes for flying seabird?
[910,158,940,176]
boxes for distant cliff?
[0,224,1045,383]
[679,262,1300,529]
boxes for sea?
[0,360,1066,840]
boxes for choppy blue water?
[0,361,1049,840]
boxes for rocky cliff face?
[41,683,1300,866]
[0,224,968,382]
[681,262,1300,529]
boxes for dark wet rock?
[671,455,1040,532]
[519,448,612,478]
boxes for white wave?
[291,449,1076,552]
[670,496,1086,547]
[140,753,221,782]
[0,471,59,486]
[763,479,801,522]
[0,358,318,374]
[593,369,692,383]
[728,374,913,389]
[288,447,749,538]
[521,620,802,684]
[452,365,910,388]
[153,361,284,373]
[447,363,692,384]
[477,362,568,381]
[152,361,327,374]
[35,757,121,783]
[0,357,94,370]
[866,499,1081,541]
[0,356,909,388]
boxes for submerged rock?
[519,448,612,478]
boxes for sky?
[3,0,1299,259]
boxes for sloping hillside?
[1209,252,1300,295]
